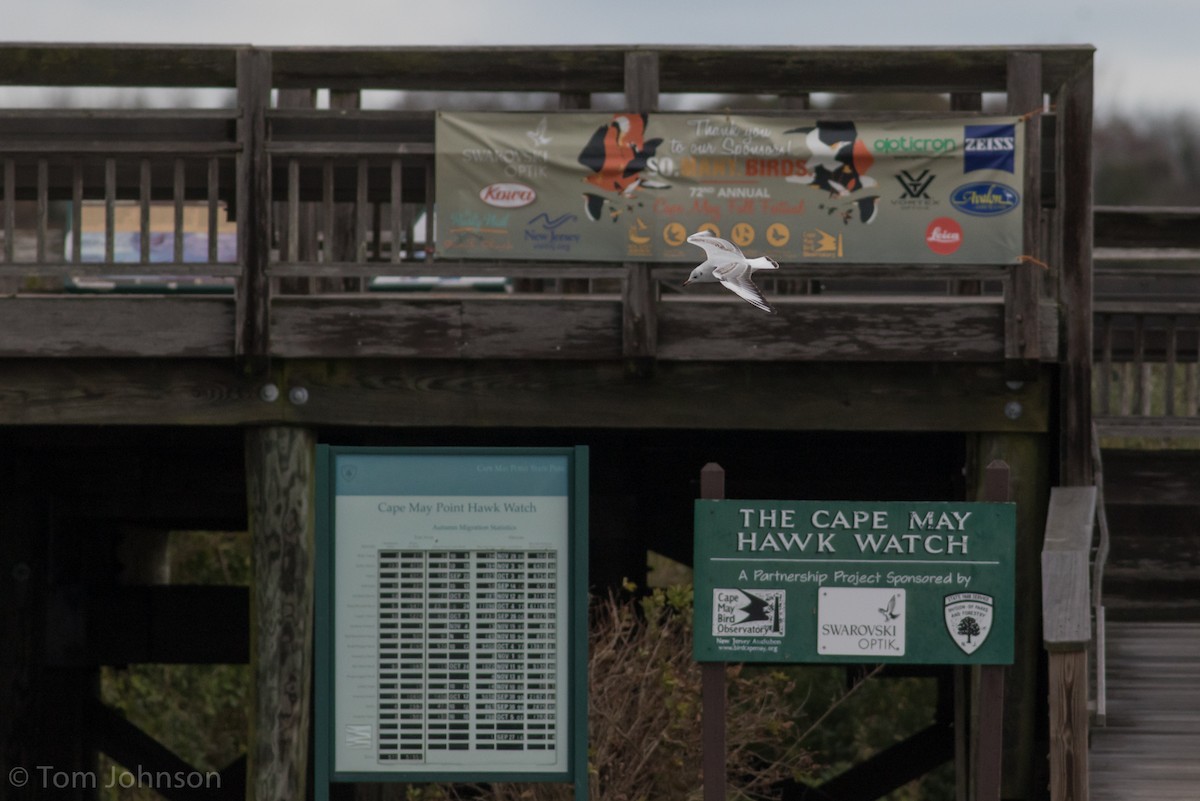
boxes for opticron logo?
[479,182,536,208]
[964,124,1016,173]
[926,217,963,255]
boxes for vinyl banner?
[435,112,1025,264]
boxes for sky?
[5,0,1199,119]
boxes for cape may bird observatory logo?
[712,588,786,637]
[944,592,994,654]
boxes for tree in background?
[1094,112,1200,205]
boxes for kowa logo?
[479,182,537,208]
[964,124,1016,173]
[950,182,1020,216]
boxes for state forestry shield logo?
[944,592,994,655]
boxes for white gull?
[682,231,779,314]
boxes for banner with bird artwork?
[435,112,1025,264]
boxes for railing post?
[236,47,272,368]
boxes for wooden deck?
[1090,621,1200,800]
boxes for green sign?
[314,447,589,795]
[435,112,1024,264]
[693,500,1015,664]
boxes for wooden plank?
[1093,206,1200,249]
[283,360,1051,431]
[0,360,269,426]
[245,426,315,801]
[0,359,1052,431]
[1041,486,1096,650]
[0,297,235,357]
[0,44,238,87]
[270,296,624,360]
[1101,449,1200,506]
[1089,622,1200,801]
[265,45,1093,94]
[266,294,1048,363]
[235,47,272,363]
[657,296,1018,361]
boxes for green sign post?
[694,499,1015,664]
[314,447,589,800]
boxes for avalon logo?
[479,182,536,208]
[951,182,1020,216]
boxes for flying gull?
[683,231,779,314]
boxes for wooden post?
[972,433,1049,799]
[1057,60,1095,487]
[236,48,273,367]
[699,463,726,801]
[1006,52,1043,365]
[622,51,659,368]
[246,426,316,801]
[1042,487,1096,801]
[972,461,1010,801]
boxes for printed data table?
[317,448,587,789]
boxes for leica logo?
[925,217,963,255]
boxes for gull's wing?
[687,232,744,264]
[720,272,776,314]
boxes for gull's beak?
[683,277,693,286]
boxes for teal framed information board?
[694,500,1015,665]
[315,447,589,796]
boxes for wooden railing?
[0,43,1095,367]
[1094,206,1200,437]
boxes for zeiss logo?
[964,124,1016,173]
[950,182,1020,216]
